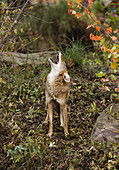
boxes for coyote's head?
[48,52,66,71]
[48,52,70,83]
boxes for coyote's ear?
[63,72,70,83]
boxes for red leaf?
[68,7,73,15]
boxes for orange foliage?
[112,57,118,62]
[1,10,4,14]
[86,24,101,32]
[90,33,94,40]
[101,78,109,82]
[115,88,119,92]
[76,0,82,4]
[96,22,101,25]
[96,25,101,32]
[86,24,94,29]
[88,0,94,8]
[111,62,118,70]
[106,27,112,34]
[75,12,82,19]
[85,9,90,14]
[113,29,118,33]
[101,45,108,52]
[68,0,118,76]
[99,34,103,39]
[90,33,103,41]
[111,36,117,41]
[68,1,74,7]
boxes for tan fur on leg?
[47,101,53,137]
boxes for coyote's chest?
[47,70,69,99]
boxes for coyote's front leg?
[60,105,64,127]
[47,101,53,137]
[60,104,69,136]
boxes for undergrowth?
[64,40,103,74]
[0,52,118,169]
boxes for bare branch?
[0,0,30,48]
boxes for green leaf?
[28,108,35,115]
[96,71,106,77]
[108,53,112,58]
[110,74,116,81]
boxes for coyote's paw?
[43,120,48,124]
[60,122,64,127]
[64,131,69,137]
[47,132,52,137]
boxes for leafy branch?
[0,0,30,49]
[68,0,119,97]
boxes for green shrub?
[64,41,88,71]
[64,40,103,73]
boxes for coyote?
[45,52,70,137]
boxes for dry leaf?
[115,88,119,92]
[111,62,117,70]
[102,85,110,91]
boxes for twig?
[0,0,30,48]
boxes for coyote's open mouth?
[56,53,59,63]
[48,52,62,65]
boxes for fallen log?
[0,51,56,65]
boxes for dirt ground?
[0,62,119,169]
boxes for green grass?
[64,40,103,74]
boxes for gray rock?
[91,103,119,146]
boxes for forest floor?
[0,60,119,170]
